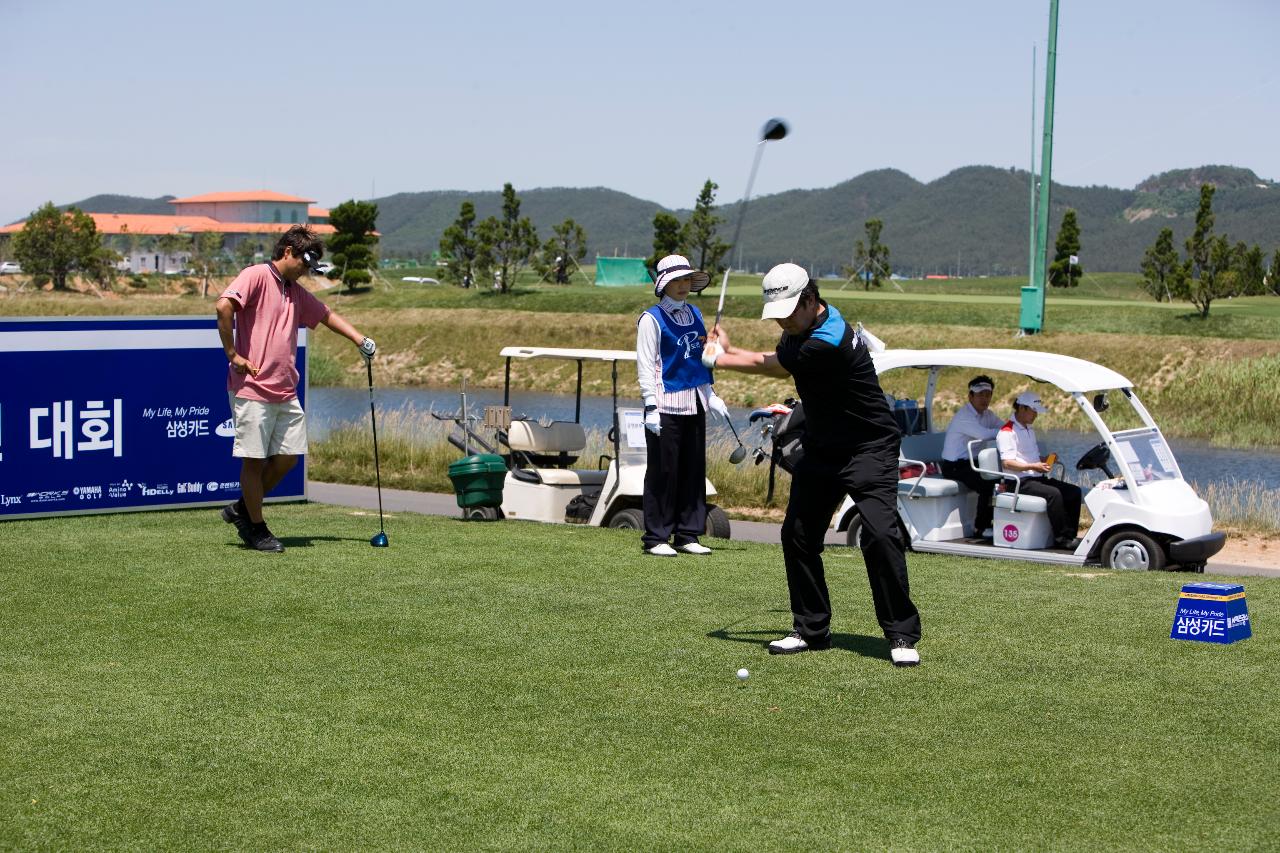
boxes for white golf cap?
[760,263,811,320]
[1014,391,1048,413]
[653,254,710,297]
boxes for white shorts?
[229,393,308,458]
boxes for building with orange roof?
[0,190,337,274]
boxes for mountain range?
[58,165,1280,275]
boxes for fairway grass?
[2,506,1276,849]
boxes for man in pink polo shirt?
[215,225,376,552]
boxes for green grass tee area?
[3,505,1276,849]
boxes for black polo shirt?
[774,301,898,453]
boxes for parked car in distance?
[0,261,22,274]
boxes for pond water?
[307,386,1280,491]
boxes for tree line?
[1139,184,1279,317]
[438,183,588,292]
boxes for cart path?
[308,482,1279,578]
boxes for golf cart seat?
[505,420,608,486]
[507,420,585,467]
[898,431,961,498]
[975,447,1054,548]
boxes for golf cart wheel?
[1101,530,1166,571]
[464,506,501,522]
[845,512,909,551]
[606,507,645,530]
[705,505,731,539]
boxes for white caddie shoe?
[890,639,921,667]
[644,543,678,557]
[677,542,712,555]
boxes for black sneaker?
[244,524,284,553]
[221,501,250,533]
[889,638,920,667]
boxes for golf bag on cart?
[770,399,806,474]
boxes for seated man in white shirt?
[940,375,1003,538]
[995,392,1083,550]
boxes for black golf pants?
[782,438,921,644]
[642,407,706,548]
[1016,476,1083,541]
[940,458,996,533]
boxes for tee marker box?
[1170,582,1251,645]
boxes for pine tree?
[681,180,730,275]
[1139,228,1179,302]
[327,200,379,291]
[1048,209,1082,287]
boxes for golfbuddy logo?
[677,331,703,359]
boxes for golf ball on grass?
[736,668,749,681]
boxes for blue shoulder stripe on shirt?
[810,302,848,347]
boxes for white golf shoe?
[890,639,920,667]
[677,542,712,555]
[767,631,832,655]
[644,543,678,557]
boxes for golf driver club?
[366,358,389,548]
[713,117,789,331]
[725,418,748,464]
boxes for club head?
[760,118,788,142]
[370,532,389,548]
[729,446,747,465]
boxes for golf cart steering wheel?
[1076,442,1114,478]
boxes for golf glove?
[701,340,722,368]
[359,337,377,360]
[707,394,730,422]
[644,407,661,436]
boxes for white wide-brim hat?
[654,254,710,297]
[760,262,811,320]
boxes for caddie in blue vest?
[635,254,732,556]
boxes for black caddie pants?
[1016,476,1083,541]
[641,405,707,548]
[940,458,996,534]
[782,436,921,644]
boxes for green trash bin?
[447,453,507,511]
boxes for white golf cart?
[445,346,730,538]
[824,348,1225,571]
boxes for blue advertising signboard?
[0,316,307,519]
[1169,582,1252,645]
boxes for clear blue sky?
[3,0,1276,224]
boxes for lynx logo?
[1002,524,1020,543]
[215,418,236,438]
[677,331,703,359]
[1,494,22,507]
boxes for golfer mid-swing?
[703,263,921,666]
[635,254,732,557]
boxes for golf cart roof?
[499,346,636,363]
[871,348,1132,393]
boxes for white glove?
[701,340,722,368]
[359,337,377,360]
[644,407,661,436]
[707,394,730,422]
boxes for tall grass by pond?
[310,409,1280,534]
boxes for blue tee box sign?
[1170,582,1251,645]
[0,317,307,520]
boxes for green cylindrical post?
[1020,0,1059,335]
